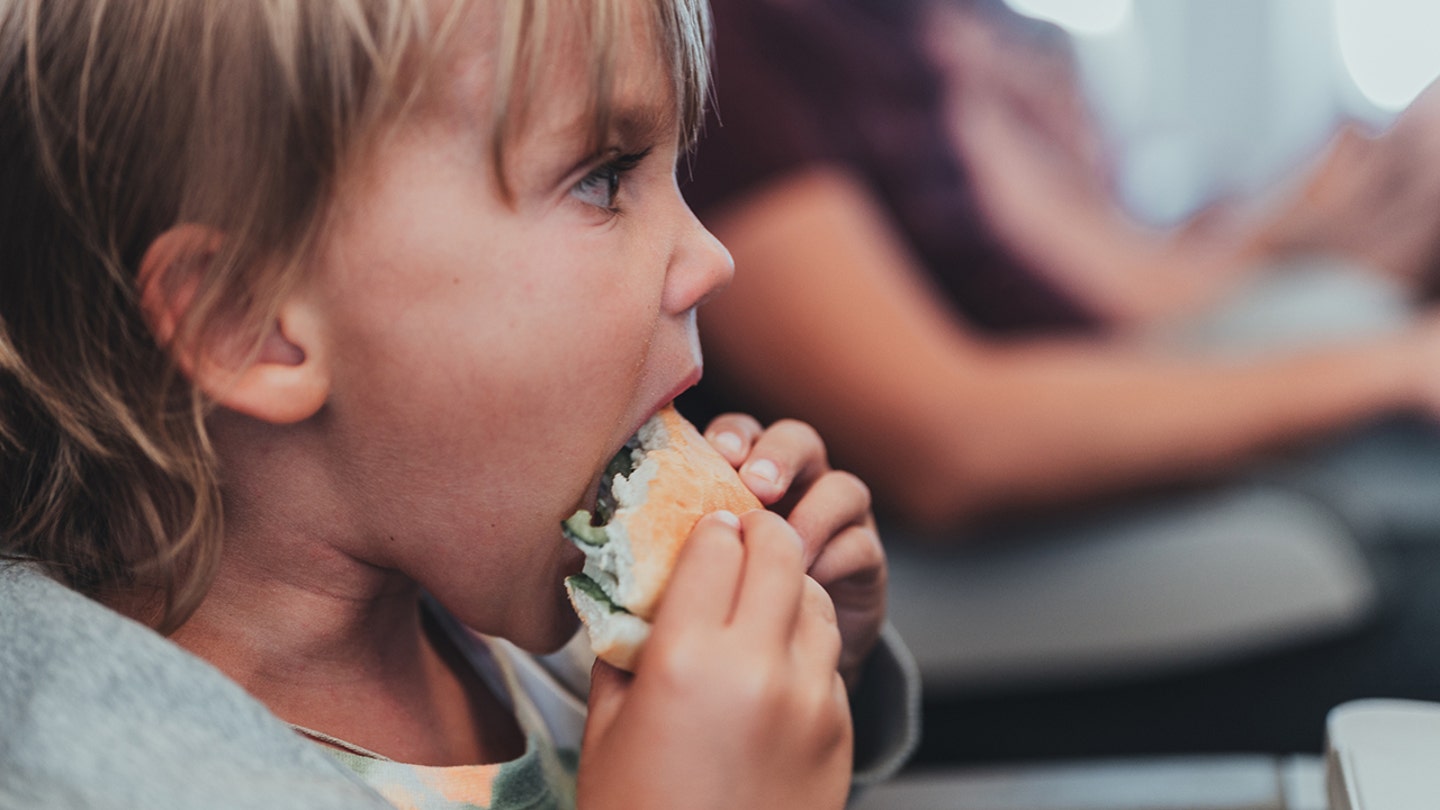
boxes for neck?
[171,530,525,766]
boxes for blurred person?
[678,0,1440,531]
[679,0,1440,765]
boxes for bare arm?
[946,90,1262,328]
[697,167,1437,529]
[934,19,1440,325]
[1254,88,1440,294]
[920,0,1264,328]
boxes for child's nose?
[663,208,735,315]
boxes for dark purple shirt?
[681,0,1098,334]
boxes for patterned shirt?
[298,608,586,810]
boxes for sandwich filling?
[562,404,761,670]
[563,420,664,619]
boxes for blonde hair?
[0,0,711,633]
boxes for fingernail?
[709,510,741,529]
[713,431,743,455]
[745,458,780,485]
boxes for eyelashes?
[570,147,653,213]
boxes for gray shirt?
[0,562,918,808]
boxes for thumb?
[584,659,632,744]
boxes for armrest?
[850,755,1312,810]
[1327,699,1440,810]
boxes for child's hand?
[704,414,887,690]
[578,511,853,810]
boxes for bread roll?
[564,405,761,670]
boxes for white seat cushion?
[883,484,1375,691]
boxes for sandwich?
[563,405,762,671]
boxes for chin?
[508,603,584,655]
[431,567,582,654]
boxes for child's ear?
[139,224,330,425]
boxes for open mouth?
[563,434,649,615]
[593,439,639,526]
[560,402,758,671]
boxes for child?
[0,1,915,808]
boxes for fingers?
[731,510,807,646]
[786,470,873,568]
[806,522,886,595]
[729,512,843,682]
[810,524,887,680]
[792,576,843,680]
[703,412,764,467]
[705,415,828,506]
[655,508,838,646]
[742,419,828,505]
[584,659,633,746]
[652,511,745,633]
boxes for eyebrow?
[546,100,676,181]
[515,94,680,201]
[606,101,677,148]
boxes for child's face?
[301,6,732,650]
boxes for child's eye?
[572,164,622,210]
[569,149,652,213]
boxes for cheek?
[311,159,671,572]
[321,270,661,547]
[499,247,668,406]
